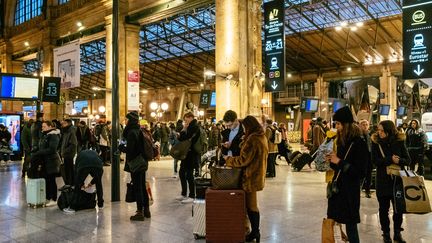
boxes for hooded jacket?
[33,129,62,175]
[371,132,411,197]
[225,130,268,192]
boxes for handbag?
[378,144,401,176]
[321,218,348,243]
[127,154,148,173]
[170,140,192,160]
[326,143,353,199]
[126,182,135,203]
[210,166,242,190]
[396,169,432,214]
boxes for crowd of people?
[0,106,429,242]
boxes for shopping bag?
[400,172,431,214]
[322,218,348,243]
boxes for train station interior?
[2,0,432,242]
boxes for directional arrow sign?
[414,64,424,76]
[271,81,278,90]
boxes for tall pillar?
[215,0,262,120]
[105,16,114,120]
[124,24,140,113]
[315,76,329,119]
[380,65,396,121]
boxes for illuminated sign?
[264,0,285,92]
[403,1,432,79]
[42,77,61,103]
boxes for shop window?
[14,0,43,25]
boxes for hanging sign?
[403,0,432,79]
[127,71,140,111]
[264,0,285,92]
[42,77,61,103]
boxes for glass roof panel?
[80,39,106,75]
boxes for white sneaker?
[172,173,178,178]
[175,195,187,201]
[63,207,76,214]
[181,197,194,204]
[45,200,57,207]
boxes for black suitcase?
[289,151,302,161]
[292,153,313,171]
[195,178,211,199]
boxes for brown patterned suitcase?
[205,189,246,242]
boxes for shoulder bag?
[326,142,353,199]
[378,144,400,176]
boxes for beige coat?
[226,131,268,192]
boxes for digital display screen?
[0,115,21,152]
[333,100,346,112]
[73,100,88,114]
[379,105,390,115]
[305,99,319,112]
[397,106,407,116]
[42,77,61,103]
[199,90,212,108]
[0,75,40,100]
[210,92,216,107]
[426,132,432,144]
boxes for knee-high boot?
[246,211,260,242]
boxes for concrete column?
[379,65,396,121]
[124,24,140,113]
[105,16,114,120]
[215,0,262,120]
[315,76,329,119]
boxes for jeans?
[363,157,373,192]
[160,142,169,156]
[408,149,424,174]
[45,174,57,201]
[266,153,277,177]
[378,195,403,234]
[179,163,195,198]
[131,171,149,211]
[73,167,104,208]
[345,223,359,243]
[62,156,75,186]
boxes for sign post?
[264,0,285,92]
[403,0,432,79]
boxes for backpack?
[193,127,208,154]
[140,129,155,161]
[314,138,334,172]
[269,127,282,144]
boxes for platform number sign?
[264,0,285,92]
[42,77,61,103]
[403,0,432,79]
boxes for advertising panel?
[54,40,81,89]
[128,71,140,111]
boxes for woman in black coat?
[32,121,61,207]
[371,120,410,243]
[326,107,368,243]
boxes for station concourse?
[1,0,432,242]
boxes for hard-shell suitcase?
[192,199,206,239]
[289,151,302,161]
[292,153,313,171]
[206,189,245,242]
[26,178,46,208]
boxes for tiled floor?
[1,155,432,242]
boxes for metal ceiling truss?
[23,59,40,75]
[139,4,215,88]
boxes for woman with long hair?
[277,123,291,164]
[224,115,268,242]
[326,107,368,243]
[371,120,410,243]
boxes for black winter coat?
[327,136,368,224]
[75,149,103,172]
[371,133,411,197]
[178,119,200,169]
[33,129,62,175]
[121,123,144,163]
[60,125,77,159]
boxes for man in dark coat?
[176,112,200,204]
[405,119,427,175]
[60,119,78,186]
[160,123,170,156]
[31,112,44,152]
[21,119,34,177]
[63,149,104,214]
[76,121,91,153]
[359,119,373,198]
[220,110,244,165]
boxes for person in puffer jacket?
[405,119,427,175]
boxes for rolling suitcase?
[206,189,245,242]
[192,199,206,239]
[292,153,313,171]
[289,151,302,161]
[26,178,46,208]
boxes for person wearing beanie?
[371,120,410,243]
[120,111,151,221]
[325,106,368,243]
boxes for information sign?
[42,77,61,103]
[403,1,432,79]
[264,0,285,92]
